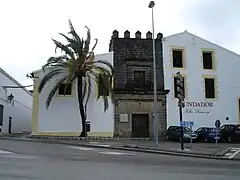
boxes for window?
[173,76,185,98]
[204,78,215,99]
[134,71,145,88]
[98,74,110,96]
[58,83,72,95]
[203,52,213,69]
[172,50,183,68]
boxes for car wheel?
[228,136,232,143]
[166,135,169,140]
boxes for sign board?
[180,121,194,127]
[120,114,128,123]
[215,120,221,129]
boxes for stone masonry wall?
[114,94,167,138]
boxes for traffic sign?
[215,120,221,129]
[180,121,194,127]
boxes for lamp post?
[148,1,158,146]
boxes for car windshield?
[183,127,192,132]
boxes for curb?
[0,137,239,161]
[28,135,151,141]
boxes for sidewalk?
[1,134,239,160]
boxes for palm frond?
[65,59,76,83]
[103,95,109,112]
[92,66,112,77]
[93,59,113,68]
[48,56,69,63]
[92,70,113,111]
[83,26,91,57]
[38,69,64,93]
[59,33,82,57]
[52,39,75,59]
[46,76,67,108]
[86,39,98,60]
[68,19,81,44]
[42,56,69,70]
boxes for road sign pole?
[176,72,185,151]
[190,126,193,148]
[215,120,221,144]
[179,100,184,150]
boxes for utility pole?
[148,0,158,147]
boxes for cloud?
[179,0,240,52]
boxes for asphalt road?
[0,139,240,180]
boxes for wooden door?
[132,114,149,138]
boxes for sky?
[0,0,239,89]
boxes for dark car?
[219,124,240,142]
[195,127,218,142]
[166,126,197,142]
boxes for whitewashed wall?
[36,52,114,134]
[163,31,240,130]
[0,69,32,133]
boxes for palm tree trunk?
[77,76,86,137]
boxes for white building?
[0,68,33,134]
[163,30,240,130]
[31,52,114,137]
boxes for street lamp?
[148,1,158,146]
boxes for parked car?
[219,124,240,142]
[194,127,218,142]
[166,126,197,142]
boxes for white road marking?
[70,146,94,151]
[228,148,240,159]
[69,146,136,156]
[99,151,136,156]
[89,142,99,144]
[0,150,14,154]
[224,153,233,156]
[94,144,111,147]
[0,149,39,159]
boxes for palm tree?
[38,19,113,137]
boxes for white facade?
[32,52,114,137]
[163,31,240,130]
[0,68,33,134]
